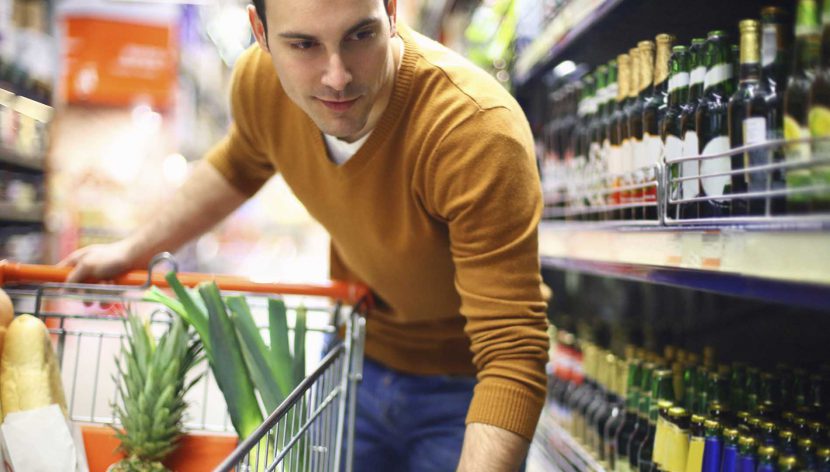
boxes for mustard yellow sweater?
[206,25,549,440]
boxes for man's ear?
[386,0,397,36]
[248,5,270,53]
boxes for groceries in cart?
[0,288,87,471]
[0,260,367,472]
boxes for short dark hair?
[253,0,390,36]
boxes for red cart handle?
[0,260,371,306]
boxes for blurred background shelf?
[0,202,45,223]
[539,222,830,310]
[0,148,45,172]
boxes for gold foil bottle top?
[638,40,656,93]
[629,47,641,98]
[617,53,631,101]
[654,34,675,85]
[739,19,761,64]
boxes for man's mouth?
[317,97,359,112]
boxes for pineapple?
[109,313,203,472]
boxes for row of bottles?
[540,1,830,222]
[548,336,830,471]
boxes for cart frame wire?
[0,254,369,472]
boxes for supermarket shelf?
[531,405,606,472]
[512,0,779,90]
[513,0,624,87]
[0,202,45,223]
[0,147,45,171]
[539,221,830,311]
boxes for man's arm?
[457,423,529,472]
[60,161,248,282]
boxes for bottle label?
[608,83,620,101]
[643,132,663,183]
[700,135,731,200]
[667,423,690,472]
[621,138,633,179]
[685,437,706,472]
[608,144,622,175]
[669,72,690,94]
[742,117,770,194]
[703,63,733,91]
[681,131,701,199]
[653,416,668,467]
[691,66,706,87]
[761,25,777,68]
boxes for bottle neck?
[739,62,761,83]
[793,32,821,75]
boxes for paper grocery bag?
[1,404,89,472]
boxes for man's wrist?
[457,422,529,472]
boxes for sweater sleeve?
[427,106,550,441]
[205,46,276,196]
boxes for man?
[61,0,550,470]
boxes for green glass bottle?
[611,54,632,219]
[760,6,791,215]
[643,34,674,220]
[616,358,643,472]
[639,369,674,471]
[663,45,691,221]
[679,38,707,219]
[622,46,642,220]
[603,59,620,220]
[784,0,821,213]
[631,40,655,218]
[729,20,763,217]
[627,362,655,471]
[697,30,737,218]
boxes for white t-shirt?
[323,132,372,165]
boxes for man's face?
[250,0,398,142]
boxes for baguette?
[1,314,68,420]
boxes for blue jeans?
[350,356,476,472]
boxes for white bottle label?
[632,137,645,182]
[690,66,706,87]
[608,144,622,175]
[743,117,768,194]
[704,63,733,91]
[643,132,663,169]
[668,72,690,94]
[700,135,731,200]
[681,130,700,199]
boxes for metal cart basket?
[0,255,369,472]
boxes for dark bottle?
[759,420,781,446]
[627,362,655,471]
[808,0,830,211]
[630,40,654,218]
[697,30,737,218]
[570,342,598,440]
[637,369,674,471]
[642,34,674,220]
[564,340,590,436]
[757,445,780,472]
[686,414,707,472]
[759,371,783,418]
[784,0,821,214]
[819,447,830,471]
[798,437,818,469]
[707,371,733,425]
[588,65,609,219]
[683,353,700,414]
[730,363,748,414]
[777,455,801,472]
[663,45,691,221]
[602,60,620,220]
[759,6,791,215]
[604,358,630,471]
[586,350,613,452]
[593,353,622,465]
[701,419,723,472]
[664,406,691,472]
[679,38,708,220]
[611,54,632,219]
[778,429,797,455]
[728,20,763,217]
[721,427,741,472]
[615,359,643,472]
[745,367,762,413]
[621,46,642,220]
[737,435,759,472]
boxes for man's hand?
[58,239,137,283]
[457,423,529,472]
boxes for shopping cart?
[0,253,369,472]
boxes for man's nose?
[321,52,352,92]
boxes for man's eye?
[291,41,316,50]
[350,30,375,41]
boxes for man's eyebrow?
[277,17,381,41]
